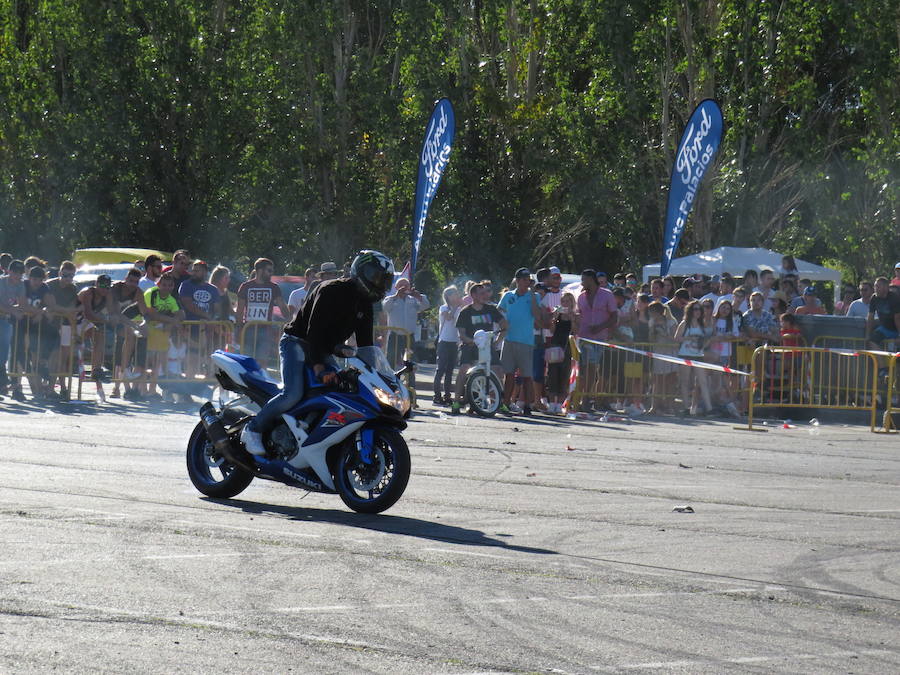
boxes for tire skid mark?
[4,497,899,607]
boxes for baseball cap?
[548,266,561,275]
[320,261,338,273]
[514,267,531,279]
[192,259,209,269]
[802,286,816,295]
[596,271,607,278]
[96,274,112,288]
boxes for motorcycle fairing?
[253,458,335,493]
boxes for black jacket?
[284,278,374,364]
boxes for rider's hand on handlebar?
[313,363,337,385]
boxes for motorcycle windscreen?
[356,346,397,379]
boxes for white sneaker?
[240,425,266,456]
[508,402,524,414]
[625,404,643,417]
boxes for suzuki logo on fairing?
[283,466,320,489]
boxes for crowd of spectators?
[0,249,897,420]
[0,251,342,405]
[427,255,900,419]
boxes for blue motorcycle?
[187,346,413,514]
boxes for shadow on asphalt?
[205,497,558,557]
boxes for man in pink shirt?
[577,269,618,343]
[576,269,618,410]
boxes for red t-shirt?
[238,280,282,322]
[780,327,803,353]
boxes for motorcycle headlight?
[373,386,410,414]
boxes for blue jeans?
[434,341,457,397]
[0,318,12,389]
[250,335,306,433]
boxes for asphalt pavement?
[1,390,899,673]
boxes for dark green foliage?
[0,1,896,287]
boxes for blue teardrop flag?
[410,98,455,276]
[661,99,723,277]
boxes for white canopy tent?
[642,246,842,301]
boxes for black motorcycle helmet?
[350,250,395,302]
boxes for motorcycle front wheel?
[186,422,254,499]
[335,427,410,514]
[465,371,503,417]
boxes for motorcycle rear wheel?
[335,427,410,514]
[186,422,254,498]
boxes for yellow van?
[72,247,174,267]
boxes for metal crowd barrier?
[811,335,868,350]
[747,346,880,432]
[74,320,236,401]
[567,338,675,412]
[239,320,284,374]
[6,313,77,399]
[883,353,899,432]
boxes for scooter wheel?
[465,372,503,417]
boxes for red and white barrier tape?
[576,338,751,377]
[758,346,900,358]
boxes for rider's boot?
[240,425,266,456]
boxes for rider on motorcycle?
[240,250,395,456]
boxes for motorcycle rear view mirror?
[395,361,415,377]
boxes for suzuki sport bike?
[187,345,413,514]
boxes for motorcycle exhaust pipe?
[199,402,233,454]
[199,402,258,474]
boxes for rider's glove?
[319,371,339,386]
